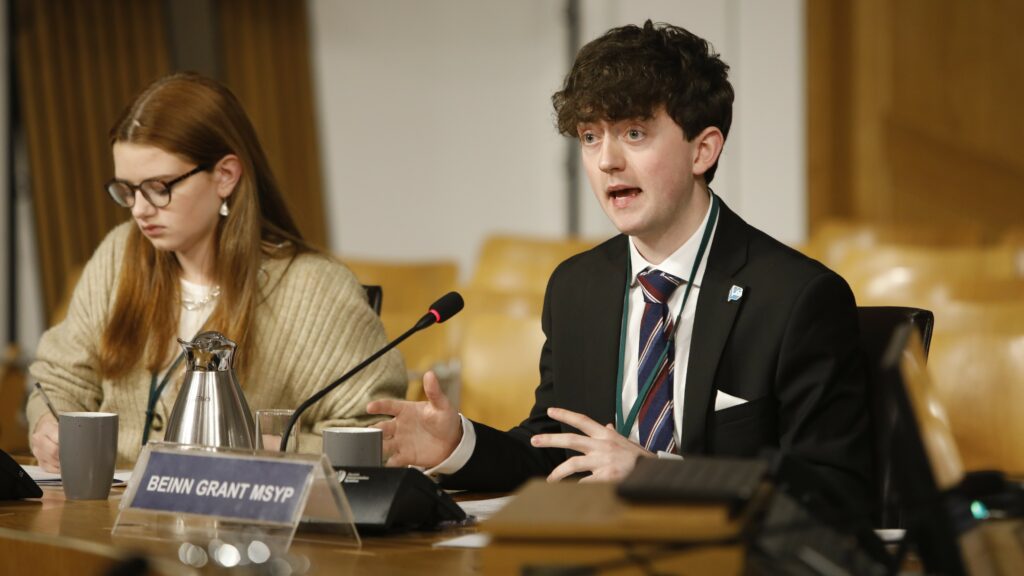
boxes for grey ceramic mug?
[322,427,382,468]
[59,412,118,500]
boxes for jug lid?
[178,331,237,371]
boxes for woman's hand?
[30,413,61,473]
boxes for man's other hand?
[532,407,653,482]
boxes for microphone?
[413,290,464,329]
[279,291,464,451]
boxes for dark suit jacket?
[444,200,870,506]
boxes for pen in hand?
[34,382,60,421]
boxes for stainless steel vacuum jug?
[164,331,255,449]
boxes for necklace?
[181,285,221,311]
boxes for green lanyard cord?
[141,351,186,446]
[614,192,720,436]
[141,321,217,446]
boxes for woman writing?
[27,73,405,471]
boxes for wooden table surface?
[0,484,482,575]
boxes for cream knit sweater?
[27,223,406,465]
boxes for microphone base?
[332,466,467,533]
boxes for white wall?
[732,0,806,244]
[310,0,569,276]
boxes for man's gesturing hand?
[367,370,462,469]
[531,407,653,482]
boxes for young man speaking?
[368,21,869,507]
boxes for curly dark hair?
[552,20,734,183]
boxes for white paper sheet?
[456,495,514,521]
[24,465,133,486]
[433,533,492,549]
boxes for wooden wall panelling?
[886,0,1024,237]
[806,0,854,232]
[14,0,170,323]
[807,0,1024,237]
[849,0,894,223]
[219,0,327,248]
[16,0,64,319]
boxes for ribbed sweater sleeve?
[27,223,129,436]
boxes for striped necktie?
[636,268,683,453]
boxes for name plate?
[128,449,314,524]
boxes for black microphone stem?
[278,317,430,452]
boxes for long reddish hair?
[100,72,314,378]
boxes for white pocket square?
[714,390,748,412]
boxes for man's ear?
[213,154,243,199]
[691,127,725,178]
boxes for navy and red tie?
[636,268,683,453]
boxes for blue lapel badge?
[727,285,744,303]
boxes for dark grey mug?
[322,427,382,468]
[59,412,118,500]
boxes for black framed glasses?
[105,164,210,208]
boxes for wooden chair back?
[807,219,987,267]
[469,234,596,296]
[457,312,545,431]
[343,258,460,398]
[927,302,1024,476]
[835,245,1019,306]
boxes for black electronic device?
[0,448,43,500]
[751,488,892,576]
[335,467,466,533]
[617,456,769,507]
[877,324,975,575]
[955,470,1024,519]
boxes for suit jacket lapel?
[680,201,749,454]
[581,236,628,427]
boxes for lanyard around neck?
[614,192,719,437]
[141,322,210,446]
[142,352,185,446]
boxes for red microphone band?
[429,309,442,323]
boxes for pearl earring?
[219,200,230,217]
